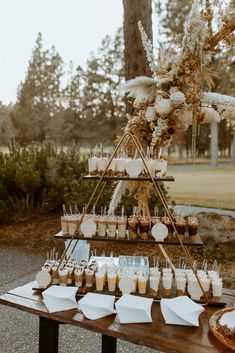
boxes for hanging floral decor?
[121,0,235,157]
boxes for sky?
[0,0,124,104]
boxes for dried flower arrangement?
[121,0,235,157]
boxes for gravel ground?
[0,247,158,353]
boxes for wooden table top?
[0,283,234,353]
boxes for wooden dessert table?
[0,284,234,353]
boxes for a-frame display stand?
[55,132,208,304]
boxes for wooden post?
[231,133,235,165]
[210,122,218,167]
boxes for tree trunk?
[211,122,218,167]
[122,0,153,113]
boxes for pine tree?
[0,102,15,145]
[63,29,126,145]
[11,33,64,143]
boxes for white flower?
[145,106,157,122]
[202,107,221,123]
[170,92,186,105]
[154,98,172,116]
[151,117,168,147]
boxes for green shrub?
[0,141,171,223]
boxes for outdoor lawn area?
[168,164,235,210]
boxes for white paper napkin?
[42,285,79,313]
[78,293,116,320]
[115,294,153,324]
[160,296,204,327]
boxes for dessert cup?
[61,216,69,234]
[117,217,127,238]
[97,218,107,237]
[150,276,160,296]
[107,272,117,292]
[212,280,223,301]
[200,277,210,297]
[139,217,150,240]
[176,276,186,296]
[98,157,108,176]
[59,268,68,286]
[74,268,84,287]
[131,274,138,292]
[162,216,174,239]
[175,217,186,241]
[88,156,98,175]
[107,158,117,176]
[66,266,74,285]
[68,216,79,237]
[95,272,105,291]
[128,217,138,240]
[188,216,199,241]
[162,275,173,297]
[116,158,126,176]
[137,275,148,294]
[85,269,95,288]
[107,217,117,238]
[51,266,59,284]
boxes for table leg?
[39,316,59,353]
[102,334,117,353]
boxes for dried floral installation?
[121,0,235,157]
[109,0,235,214]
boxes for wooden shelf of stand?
[83,175,174,182]
[54,231,203,246]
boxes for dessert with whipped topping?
[128,216,138,240]
[85,269,95,288]
[175,216,186,241]
[139,217,150,240]
[162,216,174,239]
[74,266,84,287]
[188,216,199,241]
[58,267,68,286]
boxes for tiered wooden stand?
[53,132,212,305]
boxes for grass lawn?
[167,164,235,210]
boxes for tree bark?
[122,0,153,113]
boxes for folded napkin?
[160,296,204,327]
[78,293,116,320]
[115,294,153,324]
[42,285,79,313]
